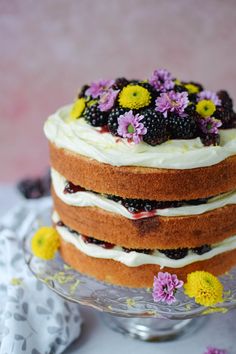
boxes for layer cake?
[44,70,236,287]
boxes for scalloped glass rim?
[23,203,236,319]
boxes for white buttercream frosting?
[44,104,236,169]
[53,211,236,268]
[51,168,236,219]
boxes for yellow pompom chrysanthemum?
[119,85,151,110]
[31,227,60,260]
[196,99,216,118]
[184,271,223,306]
[184,83,200,94]
[69,98,86,120]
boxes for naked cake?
[44,69,236,287]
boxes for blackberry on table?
[84,103,109,127]
[159,248,188,260]
[17,170,51,199]
[141,108,169,146]
[192,245,211,255]
[167,114,198,139]
[107,107,127,135]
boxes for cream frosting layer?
[51,168,236,219]
[44,104,236,169]
[53,212,236,268]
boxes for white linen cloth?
[0,198,82,354]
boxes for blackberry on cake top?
[69,69,236,147]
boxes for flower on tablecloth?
[152,272,184,305]
[203,346,228,354]
[31,226,60,260]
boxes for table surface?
[1,184,236,354]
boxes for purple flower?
[155,90,189,118]
[198,90,221,106]
[204,346,228,354]
[152,272,184,305]
[199,117,222,135]
[149,69,175,92]
[117,110,147,144]
[85,79,115,98]
[99,89,120,112]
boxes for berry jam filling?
[122,247,153,255]
[82,236,114,249]
[63,179,213,214]
[64,181,86,194]
[107,195,211,214]
[56,219,212,260]
[158,245,211,259]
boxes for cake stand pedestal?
[100,314,206,341]
[23,203,236,342]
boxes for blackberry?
[121,198,157,213]
[200,134,220,146]
[123,247,153,255]
[185,103,198,116]
[174,85,187,93]
[159,248,188,260]
[167,114,198,139]
[107,107,127,135]
[217,90,233,109]
[113,77,129,90]
[185,197,210,205]
[142,108,168,146]
[192,244,211,255]
[17,170,51,199]
[84,103,109,127]
[214,106,233,128]
[78,84,89,98]
[139,82,158,104]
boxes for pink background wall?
[1,0,236,182]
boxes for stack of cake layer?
[44,72,236,287]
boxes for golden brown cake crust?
[49,143,236,200]
[59,238,236,287]
[52,189,236,249]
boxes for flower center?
[127,124,135,133]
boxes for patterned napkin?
[0,199,82,354]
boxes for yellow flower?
[69,98,86,120]
[174,79,182,86]
[184,271,223,306]
[119,85,151,109]
[196,99,216,118]
[31,227,60,260]
[184,83,200,94]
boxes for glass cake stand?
[23,203,236,342]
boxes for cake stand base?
[101,314,206,342]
